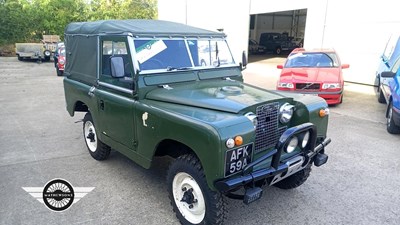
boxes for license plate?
[303,93,318,96]
[225,143,253,177]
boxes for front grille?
[295,83,320,90]
[254,103,287,153]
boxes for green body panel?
[95,87,136,149]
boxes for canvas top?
[65,19,225,38]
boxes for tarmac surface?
[0,56,399,225]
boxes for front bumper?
[215,123,330,193]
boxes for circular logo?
[42,179,75,211]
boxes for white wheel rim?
[84,121,97,152]
[172,172,206,224]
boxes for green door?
[96,36,136,150]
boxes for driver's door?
[96,36,136,150]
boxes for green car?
[63,19,330,225]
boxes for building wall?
[158,0,400,85]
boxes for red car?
[55,46,66,76]
[276,48,349,105]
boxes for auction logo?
[22,179,94,212]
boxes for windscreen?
[133,38,235,72]
[284,52,339,68]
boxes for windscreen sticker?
[136,40,167,64]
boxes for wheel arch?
[67,100,89,117]
[154,139,197,159]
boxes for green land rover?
[63,20,331,225]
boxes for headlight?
[279,103,294,124]
[301,131,310,148]
[59,59,65,65]
[226,138,235,149]
[322,83,341,89]
[277,82,294,88]
[244,112,258,128]
[286,136,298,153]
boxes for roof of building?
[65,19,225,38]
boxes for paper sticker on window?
[136,40,167,64]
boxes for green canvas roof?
[65,19,225,38]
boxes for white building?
[158,0,400,85]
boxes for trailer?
[15,35,60,62]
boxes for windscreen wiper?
[215,42,220,67]
[166,66,191,71]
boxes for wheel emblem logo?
[22,179,95,212]
[43,179,75,211]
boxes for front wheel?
[273,164,312,189]
[83,113,111,160]
[387,102,400,134]
[275,47,282,55]
[167,154,226,225]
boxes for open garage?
[159,0,400,85]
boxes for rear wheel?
[43,50,51,62]
[387,102,400,134]
[83,113,111,160]
[378,87,386,103]
[274,164,312,189]
[167,154,226,225]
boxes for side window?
[102,41,129,76]
[100,39,133,90]
[392,57,400,73]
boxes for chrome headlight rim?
[279,103,295,124]
[244,112,258,128]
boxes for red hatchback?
[277,48,349,105]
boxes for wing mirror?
[341,64,350,69]
[240,51,247,70]
[277,65,283,69]
[110,56,125,78]
[381,71,396,78]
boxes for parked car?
[276,48,349,105]
[375,35,400,103]
[378,55,400,134]
[64,20,331,225]
[55,46,65,76]
[248,39,266,54]
[259,32,297,55]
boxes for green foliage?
[0,0,158,45]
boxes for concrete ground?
[0,56,399,225]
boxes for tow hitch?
[243,187,263,205]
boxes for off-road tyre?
[387,102,400,134]
[167,154,226,225]
[378,87,386,103]
[83,113,111,160]
[274,164,312,189]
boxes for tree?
[0,0,158,45]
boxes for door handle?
[100,100,105,110]
[88,86,96,97]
